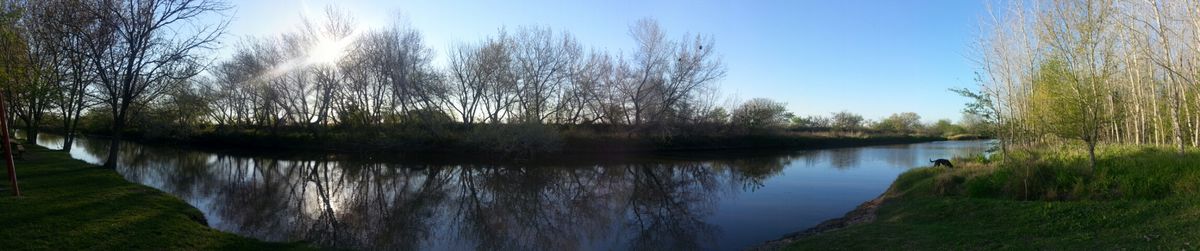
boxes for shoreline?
[16,133,985,250]
[751,186,894,250]
[55,131,949,163]
[769,145,1200,249]
[0,145,311,250]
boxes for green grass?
[0,145,314,250]
[786,145,1200,250]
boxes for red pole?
[0,92,19,196]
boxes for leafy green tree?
[0,2,27,138]
[874,112,922,134]
[949,87,999,137]
[933,119,969,137]
[1030,59,1109,170]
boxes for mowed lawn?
[0,145,314,250]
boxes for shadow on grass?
[0,146,315,250]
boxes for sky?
[211,0,989,122]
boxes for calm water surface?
[36,134,992,251]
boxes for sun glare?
[305,27,364,66]
[306,37,352,65]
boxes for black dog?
[930,159,953,168]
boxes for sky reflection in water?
[37,134,991,251]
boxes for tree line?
[971,0,1200,168]
[0,1,983,161]
[154,8,982,138]
[193,9,729,136]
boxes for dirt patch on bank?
[749,192,890,250]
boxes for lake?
[34,134,992,250]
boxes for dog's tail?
[929,159,934,163]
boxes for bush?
[463,123,563,157]
[830,111,864,132]
[731,98,788,134]
[873,112,922,134]
[908,145,1200,201]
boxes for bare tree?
[480,32,518,124]
[86,0,230,168]
[509,26,581,124]
[357,18,438,125]
[446,42,488,125]
[622,18,725,136]
[43,0,102,151]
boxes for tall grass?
[901,144,1200,201]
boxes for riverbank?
[0,145,312,250]
[778,145,1200,250]
[69,127,946,162]
[42,125,950,163]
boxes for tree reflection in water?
[826,148,862,170]
[715,156,791,191]
[38,134,992,250]
[625,164,721,250]
[41,134,781,250]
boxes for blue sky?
[215,0,987,122]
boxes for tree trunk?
[1088,140,1097,171]
[62,135,73,152]
[23,124,37,145]
[103,113,125,169]
[61,115,71,151]
[104,131,121,169]
[62,109,82,152]
[1173,91,1185,154]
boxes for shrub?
[873,112,922,134]
[731,98,789,134]
[910,145,1200,201]
[463,123,563,157]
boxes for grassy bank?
[0,145,312,250]
[785,145,1200,249]
[946,133,990,140]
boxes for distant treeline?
[60,106,985,156]
[0,1,987,160]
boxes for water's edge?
[750,183,895,250]
[35,132,988,251]
[68,131,948,163]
